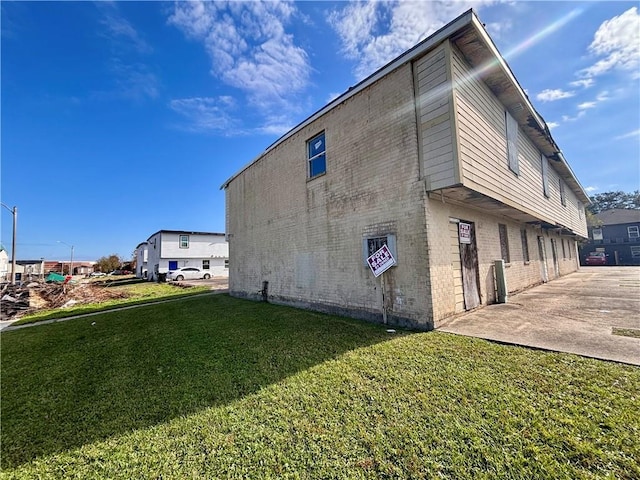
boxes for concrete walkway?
[438,267,640,366]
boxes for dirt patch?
[1,282,129,321]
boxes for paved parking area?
[171,277,229,290]
[438,267,640,365]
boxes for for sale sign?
[367,244,397,277]
[459,222,471,244]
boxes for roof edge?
[221,9,476,189]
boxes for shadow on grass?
[1,294,398,468]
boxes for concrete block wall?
[426,198,580,326]
[226,64,434,329]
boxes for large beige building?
[222,9,589,330]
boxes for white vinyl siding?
[414,44,456,191]
[505,111,519,175]
[449,43,586,237]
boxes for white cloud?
[536,89,576,102]
[596,90,611,102]
[585,186,599,193]
[546,121,559,130]
[579,7,640,78]
[168,1,310,128]
[484,20,512,40]
[577,101,596,110]
[100,10,152,54]
[328,1,499,80]
[569,78,595,89]
[615,129,640,140]
[95,3,158,101]
[561,111,586,122]
[169,97,240,134]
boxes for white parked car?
[166,267,211,281]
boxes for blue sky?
[2,1,639,262]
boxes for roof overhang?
[431,187,586,238]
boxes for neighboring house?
[142,230,229,281]
[43,260,96,275]
[0,246,8,281]
[15,260,46,280]
[135,242,149,279]
[222,9,589,331]
[580,209,640,266]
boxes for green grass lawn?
[12,282,212,325]
[2,295,638,479]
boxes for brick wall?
[226,64,434,329]
[425,198,580,326]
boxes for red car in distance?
[585,252,607,266]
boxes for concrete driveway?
[168,277,229,290]
[438,267,640,365]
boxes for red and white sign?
[367,244,397,277]
[459,222,471,244]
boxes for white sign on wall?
[459,222,471,244]
[367,244,397,277]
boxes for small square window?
[179,235,189,248]
[362,234,397,266]
[307,132,326,178]
[628,226,639,239]
[224,259,229,269]
[631,246,640,258]
[202,260,210,270]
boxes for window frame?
[202,259,210,270]
[559,180,566,206]
[179,235,189,249]
[362,234,397,266]
[630,246,640,258]
[541,154,550,198]
[520,229,530,263]
[307,131,326,179]
[628,226,639,239]
[499,224,510,264]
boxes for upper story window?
[559,180,566,206]
[628,226,640,238]
[505,111,519,175]
[541,154,550,198]
[307,132,326,178]
[179,235,189,248]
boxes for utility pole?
[1,203,17,284]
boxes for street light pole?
[58,241,74,276]
[1,203,17,284]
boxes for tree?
[587,190,640,214]
[95,254,122,273]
